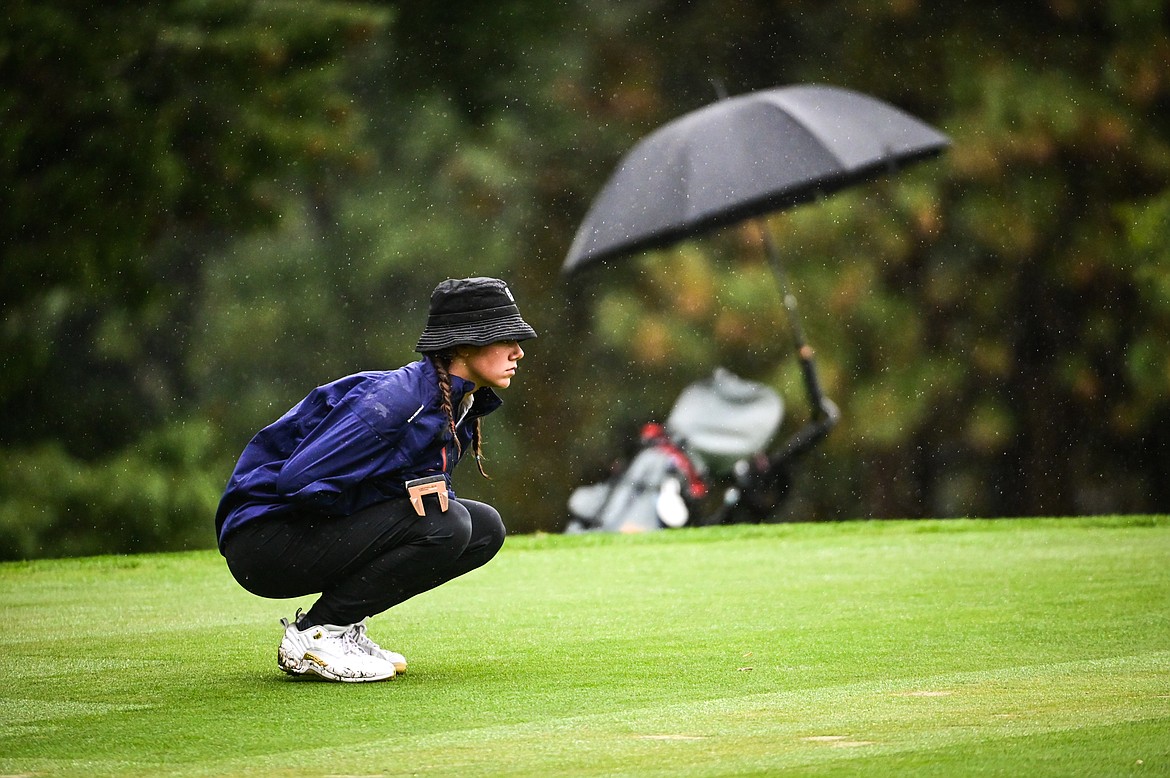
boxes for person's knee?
[483,511,506,557]
[463,500,506,559]
[446,502,475,546]
[423,501,474,551]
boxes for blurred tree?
[0,0,389,556]
[3,0,1169,557]
[1,0,389,454]
[797,0,1170,517]
[554,0,1170,522]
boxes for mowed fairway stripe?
[225,651,1170,776]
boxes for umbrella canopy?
[563,84,950,274]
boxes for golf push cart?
[560,85,948,532]
[564,360,839,533]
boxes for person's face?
[451,340,525,389]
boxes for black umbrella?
[564,84,950,272]
[563,84,950,464]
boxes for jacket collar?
[457,381,503,420]
[422,358,503,419]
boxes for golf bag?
[566,368,796,533]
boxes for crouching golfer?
[214,277,536,682]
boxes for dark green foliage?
[1,0,390,451]
[2,0,1168,558]
[0,420,223,558]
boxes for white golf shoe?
[277,615,396,682]
[349,619,408,674]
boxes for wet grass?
[2,515,1168,776]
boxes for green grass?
[2,516,1168,777]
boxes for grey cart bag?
[565,368,787,533]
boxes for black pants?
[222,497,505,626]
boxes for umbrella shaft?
[758,219,838,423]
[758,221,808,350]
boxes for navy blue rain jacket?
[214,359,501,550]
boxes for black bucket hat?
[414,277,538,353]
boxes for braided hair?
[428,351,489,479]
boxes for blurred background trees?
[2,0,1167,558]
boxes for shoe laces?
[299,619,366,657]
[337,628,367,656]
[347,621,378,652]
[306,624,366,657]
